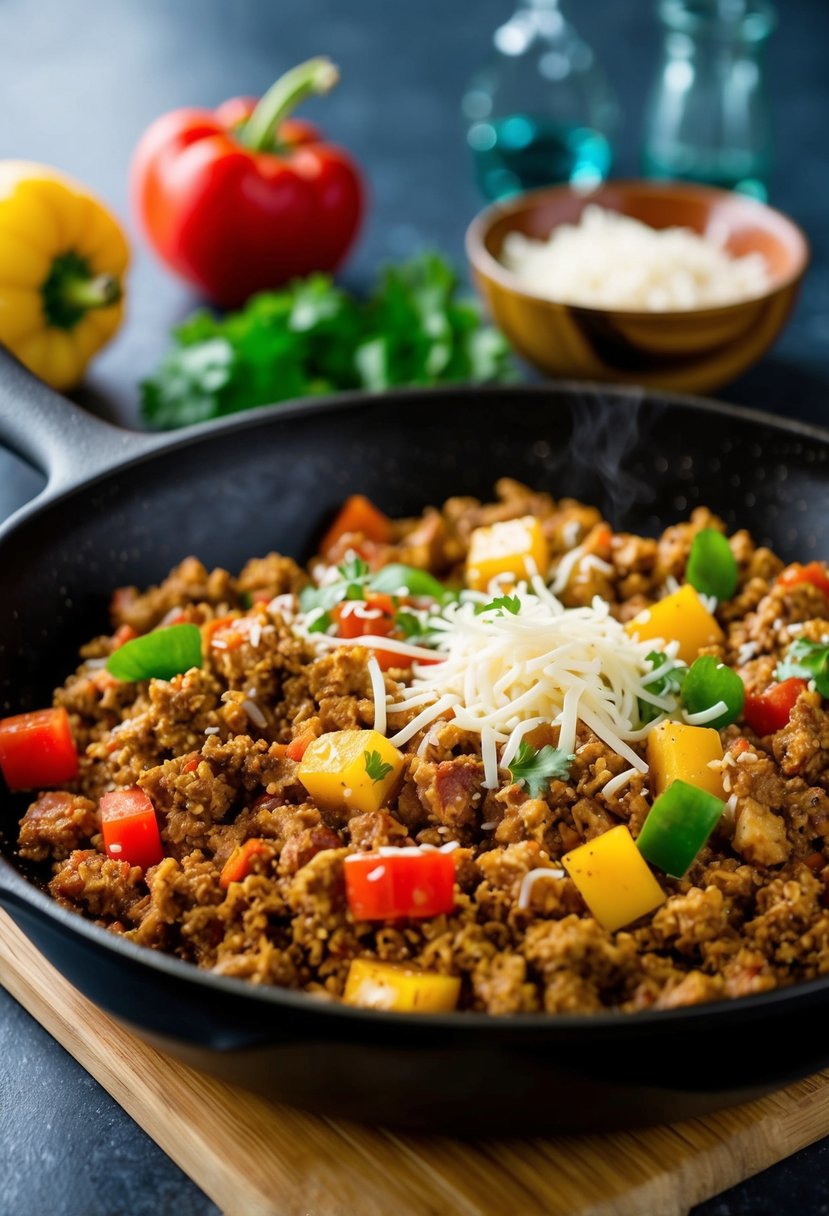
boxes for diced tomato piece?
[100,787,163,870]
[743,677,808,736]
[334,594,400,670]
[344,850,456,921]
[777,562,829,600]
[319,495,393,559]
[0,707,78,792]
[286,731,316,762]
[219,837,271,889]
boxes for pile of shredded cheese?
[299,574,686,797]
[501,204,770,311]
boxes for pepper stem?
[41,251,122,331]
[60,273,121,311]
[242,56,340,152]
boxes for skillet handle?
[0,345,159,493]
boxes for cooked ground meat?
[15,482,829,1015]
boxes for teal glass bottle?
[642,0,776,200]
[462,0,618,202]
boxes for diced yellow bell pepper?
[562,824,665,932]
[298,729,404,814]
[343,958,461,1012]
[647,720,724,799]
[466,515,549,592]
[625,583,724,665]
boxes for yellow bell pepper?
[562,824,665,932]
[647,720,724,799]
[466,515,549,592]
[343,958,461,1012]
[625,583,724,665]
[0,161,128,390]
[298,728,404,814]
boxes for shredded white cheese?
[397,587,674,773]
[517,867,566,910]
[366,655,386,737]
[601,767,639,799]
[501,204,770,311]
[388,694,457,749]
[684,700,728,726]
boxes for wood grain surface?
[1,908,828,1216]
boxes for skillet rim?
[2,377,829,1036]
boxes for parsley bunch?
[141,253,514,429]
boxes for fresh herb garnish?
[369,563,452,604]
[338,556,370,583]
[307,611,333,635]
[507,741,574,797]
[638,651,687,725]
[364,750,394,783]
[394,609,431,642]
[776,637,829,697]
[476,594,521,616]
[141,253,514,429]
[682,655,744,729]
[300,560,452,618]
[686,529,738,602]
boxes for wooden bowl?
[466,181,809,393]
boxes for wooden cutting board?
[1,909,828,1216]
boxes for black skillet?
[1,345,828,1135]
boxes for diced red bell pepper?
[286,731,316,762]
[319,495,393,559]
[777,562,829,600]
[0,707,78,792]
[344,850,455,921]
[219,837,271,889]
[111,624,137,649]
[743,677,808,736]
[204,615,244,651]
[334,593,399,670]
[100,787,164,870]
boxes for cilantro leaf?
[638,651,687,725]
[307,611,333,635]
[476,594,521,616]
[776,638,829,697]
[140,254,514,429]
[507,741,574,797]
[338,557,370,583]
[364,750,394,783]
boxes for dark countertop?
[1,1,828,1213]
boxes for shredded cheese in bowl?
[501,205,770,311]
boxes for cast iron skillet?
[1,346,828,1135]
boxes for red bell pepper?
[334,593,400,670]
[286,731,317,762]
[130,57,364,308]
[777,562,829,600]
[344,850,455,921]
[100,787,164,870]
[219,838,271,889]
[0,707,78,791]
[743,677,807,736]
[319,495,393,559]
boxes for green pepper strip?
[686,528,738,601]
[106,624,203,682]
[636,779,724,878]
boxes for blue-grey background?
[1,1,828,1213]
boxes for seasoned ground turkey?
[17,481,829,1014]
